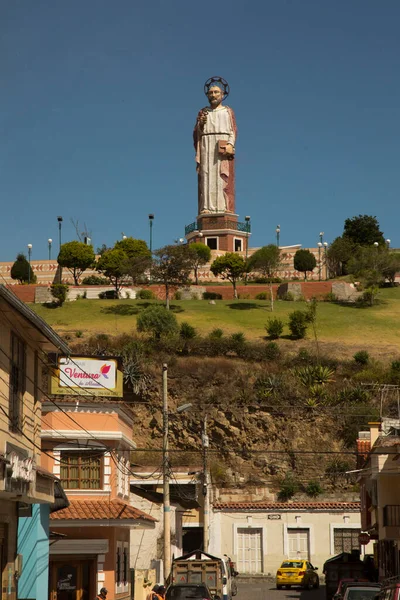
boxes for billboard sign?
[50,356,123,397]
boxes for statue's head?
[208,85,224,108]
[204,77,229,107]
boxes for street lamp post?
[162,364,192,583]
[48,239,52,261]
[27,244,32,284]
[323,242,329,280]
[245,216,251,285]
[57,216,63,251]
[276,225,280,248]
[149,214,154,252]
[317,242,323,281]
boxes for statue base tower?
[185,212,251,253]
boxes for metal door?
[237,527,263,573]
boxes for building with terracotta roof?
[40,395,156,600]
[209,498,365,576]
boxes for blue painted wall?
[17,504,50,599]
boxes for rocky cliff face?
[127,355,365,494]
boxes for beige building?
[209,501,366,576]
[358,420,400,579]
[0,284,69,599]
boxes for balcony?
[184,220,251,236]
[383,505,400,526]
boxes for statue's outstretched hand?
[224,143,234,156]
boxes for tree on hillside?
[116,238,152,286]
[188,243,211,285]
[247,244,284,311]
[96,248,128,293]
[10,253,36,284]
[294,249,317,281]
[152,245,193,309]
[326,236,355,277]
[343,215,385,246]
[383,252,400,285]
[210,253,246,299]
[57,241,95,285]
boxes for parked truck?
[170,551,238,600]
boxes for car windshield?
[281,562,303,568]
[167,587,208,600]
[346,589,380,600]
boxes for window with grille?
[9,333,26,432]
[334,528,361,554]
[60,452,102,489]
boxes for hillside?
[32,286,400,358]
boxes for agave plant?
[295,365,335,387]
[123,359,151,395]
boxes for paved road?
[236,581,326,600]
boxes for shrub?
[50,284,69,306]
[75,330,83,338]
[180,322,197,340]
[98,290,118,299]
[281,291,295,301]
[230,332,247,357]
[255,292,268,300]
[250,276,282,284]
[237,293,251,300]
[295,365,335,387]
[203,291,223,300]
[174,290,182,300]
[264,342,281,360]
[209,328,224,339]
[324,292,338,303]
[277,473,298,501]
[136,289,155,300]
[137,305,178,339]
[81,275,110,285]
[288,310,309,339]
[325,458,351,484]
[353,350,370,365]
[231,332,246,344]
[305,480,323,498]
[391,360,400,373]
[265,318,284,339]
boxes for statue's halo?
[204,76,230,99]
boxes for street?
[236,581,326,600]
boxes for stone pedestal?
[185,212,250,253]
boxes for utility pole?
[202,415,210,552]
[162,364,171,582]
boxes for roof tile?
[50,499,156,522]
[213,501,360,511]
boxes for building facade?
[41,400,156,600]
[358,421,400,580]
[0,284,69,600]
[209,501,367,576]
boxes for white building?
[209,501,367,575]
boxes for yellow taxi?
[276,560,319,590]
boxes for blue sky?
[2,0,400,261]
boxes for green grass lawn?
[31,287,400,351]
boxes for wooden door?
[287,528,310,560]
[237,527,263,573]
